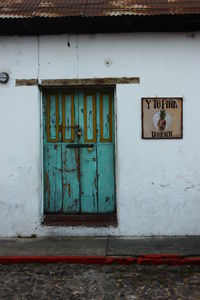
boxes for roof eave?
[0,14,200,35]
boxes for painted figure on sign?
[157,110,166,131]
[152,110,172,132]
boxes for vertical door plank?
[103,95,110,139]
[78,91,85,144]
[97,93,115,213]
[47,94,59,142]
[84,94,96,143]
[85,95,93,140]
[44,144,62,213]
[64,95,72,140]
[80,147,98,213]
[62,94,75,142]
[62,93,79,213]
[97,144,115,213]
[50,95,57,139]
[62,145,80,213]
[100,94,112,142]
[80,92,97,213]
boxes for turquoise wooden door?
[43,89,115,214]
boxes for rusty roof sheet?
[0,0,200,19]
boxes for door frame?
[40,85,118,227]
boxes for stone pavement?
[1,236,200,257]
[1,264,200,299]
[1,237,200,299]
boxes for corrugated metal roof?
[0,0,200,19]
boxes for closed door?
[43,89,116,214]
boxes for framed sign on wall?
[142,97,183,139]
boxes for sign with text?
[142,98,183,139]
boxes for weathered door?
[43,89,115,215]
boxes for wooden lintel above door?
[16,77,140,87]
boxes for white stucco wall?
[0,32,200,237]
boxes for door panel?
[62,94,75,142]
[46,94,59,142]
[97,144,115,213]
[80,147,98,213]
[100,94,112,142]
[97,92,115,213]
[44,144,62,213]
[84,94,96,143]
[43,89,116,215]
[77,92,84,144]
[62,146,80,213]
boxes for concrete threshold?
[1,237,200,265]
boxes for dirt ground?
[0,264,200,299]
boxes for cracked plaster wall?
[0,33,200,236]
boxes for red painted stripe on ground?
[0,255,200,265]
